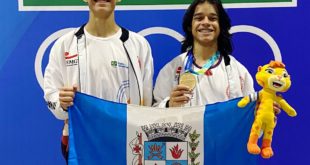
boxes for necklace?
[184,49,220,75]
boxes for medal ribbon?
[184,49,220,75]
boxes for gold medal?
[179,72,196,90]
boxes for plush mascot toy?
[237,60,297,159]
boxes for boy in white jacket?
[43,0,153,162]
[154,0,253,107]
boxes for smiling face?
[256,62,291,92]
[191,1,220,47]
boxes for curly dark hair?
[181,0,232,58]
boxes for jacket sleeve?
[153,62,176,108]
[43,39,68,120]
[140,39,154,106]
[243,69,255,96]
[235,60,255,96]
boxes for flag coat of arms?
[68,92,257,165]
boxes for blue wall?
[0,1,309,164]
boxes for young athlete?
[153,0,253,107]
[43,0,153,162]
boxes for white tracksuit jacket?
[153,52,254,107]
[43,26,154,120]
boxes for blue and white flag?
[68,92,257,165]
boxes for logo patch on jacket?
[65,52,78,66]
[47,101,57,110]
[111,60,128,68]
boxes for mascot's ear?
[257,66,262,72]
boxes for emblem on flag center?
[129,122,201,165]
